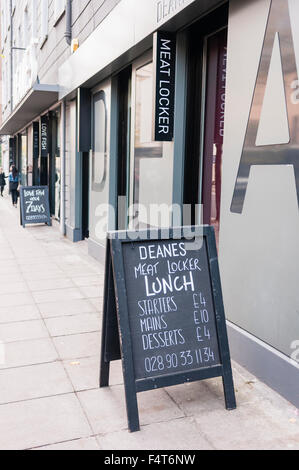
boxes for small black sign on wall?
[33,122,39,159]
[40,115,49,158]
[153,31,176,142]
[100,226,236,433]
[20,186,51,228]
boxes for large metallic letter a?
[231,0,299,214]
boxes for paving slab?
[19,263,60,273]
[165,380,225,416]
[97,418,214,450]
[61,266,100,276]
[194,403,299,450]
[38,299,97,318]
[0,282,28,295]
[0,362,73,404]
[0,319,49,343]
[32,288,84,304]
[53,332,101,360]
[71,276,104,287]
[64,357,123,392]
[79,286,103,299]
[0,292,35,308]
[16,257,59,267]
[78,386,184,434]
[0,304,41,324]
[88,297,103,312]
[0,338,58,370]
[0,266,22,275]
[0,273,25,283]
[0,394,92,450]
[27,278,74,292]
[45,313,100,337]
[22,270,67,281]
[34,437,102,451]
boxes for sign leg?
[99,359,110,388]
[124,385,140,433]
[222,368,237,410]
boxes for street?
[0,194,298,450]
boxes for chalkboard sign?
[100,227,236,433]
[20,186,52,228]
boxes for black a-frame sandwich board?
[20,186,52,228]
[100,227,236,433]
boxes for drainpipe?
[60,100,66,236]
[10,0,13,113]
[64,0,72,46]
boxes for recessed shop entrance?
[81,151,90,240]
[49,109,61,220]
[88,80,111,256]
[184,5,228,246]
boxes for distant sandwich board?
[20,186,51,228]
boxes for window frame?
[40,0,49,48]
[91,90,108,193]
[54,0,66,26]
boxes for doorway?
[116,66,131,231]
[89,80,111,251]
[49,109,61,219]
[82,152,89,239]
[128,51,174,229]
[202,28,227,245]
[184,5,228,246]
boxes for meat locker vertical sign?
[153,31,176,141]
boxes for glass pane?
[21,135,27,186]
[89,87,110,246]
[133,62,174,228]
[55,110,61,221]
[93,97,107,188]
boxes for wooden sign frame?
[100,226,236,433]
[20,186,52,228]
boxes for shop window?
[92,91,107,192]
[131,60,174,228]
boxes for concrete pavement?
[0,193,298,450]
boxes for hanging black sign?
[153,31,176,142]
[33,122,39,159]
[40,116,49,158]
[100,226,236,433]
[9,137,16,165]
[20,186,52,228]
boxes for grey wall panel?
[227,321,299,410]
[220,0,299,359]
